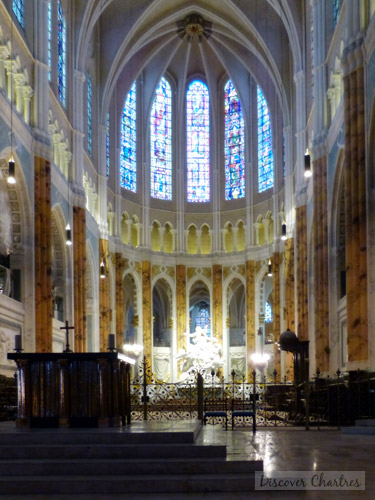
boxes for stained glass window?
[150,77,172,200]
[13,0,24,28]
[333,0,340,27]
[265,301,273,322]
[106,113,110,177]
[57,1,66,106]
[186,80,210,202]
[257,86,274,192]
[120,81,137,192]
[195,307,211,335]
[48,1,52,81]
[224,80,245,200]
[87,74,92,156]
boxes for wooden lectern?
[7,352,132,428]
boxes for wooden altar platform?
[7,352,133,428]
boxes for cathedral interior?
[0,0,374,385]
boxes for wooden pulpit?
[7,352,132,428]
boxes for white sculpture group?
[176,326,224,382]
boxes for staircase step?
[0,443,227,460]
[0,458,262,476]
[0,474,256,494]
[355,419,375,427]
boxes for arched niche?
[227,278,246,347]
[123,273,137,345]
[189,280,210,336]
[152,278,172,347]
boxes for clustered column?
[115,254,126,349]
[245,260,255,379]
[142,261,152,363]
[212,265,223,345]
[273,253,281,379]
[313,154,329,372]
[99,239,110,352]
[342,38,368,362]
[34,157,53,352]
[284,239,295,380]
[73,206,87,352]
[296,206,308,341]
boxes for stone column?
[176,265,186,353]
[99,239,110,352]
[342,36,368,362]
[115,253,126,349]
[34,157,53,352]
[313,153,329,372]
[284,239,295,380]
[212,265,223,345]
[73,206,87,352]
[296,206,309,341]
[245,260,255,378]
[273,253,281,380]
[142,261,152,363]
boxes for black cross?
[60,321,74,353]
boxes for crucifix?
[60,321,74,353]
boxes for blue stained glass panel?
[150,77,172,200]
[186,80,210,202]
[257,86,274,192]
[57,1,66,106]
[265,301,273,323]
[120,81,137,192]
[13,0,24,28]
[48,1,52,81]
[106,113,110,177]
[224,80,245,200]
[87,74,92,156]
[195,307,211,335]
[333,0,340,27]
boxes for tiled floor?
[1,422,374,499]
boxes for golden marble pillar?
[273,253,281,380]
[343,58,368,362]
[99,239,110,352]
[212,265,223,345]
[176,265,187,353]
[73,206,87,352]
[313,156,329,372]
[296,206,308,341]
[142,261,152,363]
[284,239,295,381]
[115,254,126,349]
[245,260,255,379]
[34,156,53,352]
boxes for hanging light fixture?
[267,258,272,277]
[7,155,16,184]
[281,220,287,241]
[304,149,312,178]
[65,223,72,246]
[100,259,106,279]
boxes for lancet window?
[120,81,137,191]
[257,86,274,193]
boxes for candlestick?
[14,335,22,352]
[108,334,116,351]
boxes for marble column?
[313,155,329,372]
[73,206,87,352]
[212,265,223,345]
[245,260,255,379]
[34,156,53,352]
[115,253,126,349]
[142,261,152,364]
[296,206,309,341]
[273,253,281,380]
[284,239,295,380]
[342,40,368,362]
[176,265,187,355]
[99,239,110,352]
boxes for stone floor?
[1,423,374,499]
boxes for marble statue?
[176,326,224,382]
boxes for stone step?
[0,443,227,460]
[0,429,197,445]
[341,426,375,435]
[0,458,262,476]
[0,474,256,494]
[355,419,375,427]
